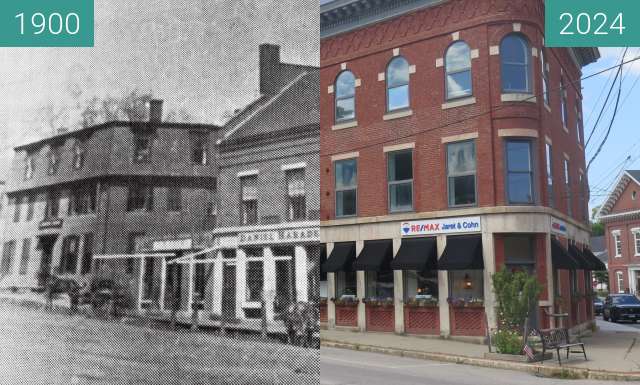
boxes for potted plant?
[332,296,359,307]
[363,297,394,307]
[405,297,439,307]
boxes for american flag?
[523,343,535,360]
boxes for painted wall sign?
[550,217,568,236]
[238,227,320,246]
[401,216,481,236]
[152,238,193,251]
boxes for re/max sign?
[401,216,481,237]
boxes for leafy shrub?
[492,268,543,332]
[493,329,523,355]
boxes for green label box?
[546,0,640,47]
[0,0,94,47]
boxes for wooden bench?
[536,328,587,366]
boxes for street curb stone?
[321,339,640,381]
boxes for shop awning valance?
[582,247,607,271]
[437,234,484,270]
[551,238,579,270]
[322,242,356,272]
[568,244,593,270]
[390,237,437,271]
[353,239,393,272]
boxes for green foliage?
[591,221,604,236]
[492,268,543,332]
[593,271,609,285]
[493,329,523,355]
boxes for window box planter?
[366,302,395,332]
[362,298,394,308]
[404,298,439,308]
[404,305,439,335]
[450,306,485,336]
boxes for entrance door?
[164,263,182,310]
[38,236,56,287]
[222,263,236,320]
[275,259,295,318]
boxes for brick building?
[0,101,220,297]
[320,0,602,339]
[136,45,321,322]
[598,170,640,294]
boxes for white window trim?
[632,228,640,256]
[616,271,625,294]
[612,230,622,258]
[281,162,306,171]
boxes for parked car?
[593,297,604,315]
[603,294,640,323]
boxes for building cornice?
[599,209,640,223]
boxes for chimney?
[149,99,163,123]
[259,44,281,94]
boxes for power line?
[321,55,640,158]
[584,49,625,126]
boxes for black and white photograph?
[0,1,319,384]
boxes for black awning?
[322,242,356,272]
[582,247,607,271]
[551,238,579,270]
[353,239,393,272]
[568,244,593,270]
[390,237,437,271]
[437,234,484,270]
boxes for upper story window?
[386,56,410,111]
[190,132,208,165]
[72,139,85,170]
[13,196,21,223]
[134,134,152,163]
[633,230,640,256]
[505,140,534,204]
[45,191,60,219]
[26,195,35,221]
[127,184,154,212]
[24,155,35,180]
[167,186,182,212]
[335,158,357,217]
[335,71,356,123]
[541,49,550,106]
[613,231,622,257]
[68,185,97,216]
[387,150,413,212]
[47,146,60,175]
[560,76,569,128]
[286,168,306,221]
[445,41,472,100]
[447,141,476,207]
[563,159,572,216]
[578,173,586,221]
[500,34,531,93]
[545,143,554,208]
[240,175,258,225]
[576,106,583,145]
[0,240,16,276]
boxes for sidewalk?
[321,321,640,381]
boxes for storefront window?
[448,270,483,302]
[365,270,394,300]
[246,260,264,302]
[404,270,438,300]
[335,271,357,299]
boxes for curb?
[321,339,640,381]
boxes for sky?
[0,0,319,181]
[581,47,640,215]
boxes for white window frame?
[616,271,625,294]
[632,228,640,256]
[612,230,622,257]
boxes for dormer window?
[24,156,35,180]
[72,139,85,170]
[47,146,60,175]
[134,134,152,163]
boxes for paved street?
[0,301,318,385]
[321,347,622,385]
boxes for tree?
[591,222,604,237]
[594,271,609,286]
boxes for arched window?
[335,71,356,122]
[500,34,531,93]
[386,56,410,111]
[445,41,472,100]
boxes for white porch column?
[294,245,308,302]
[327,243,336,328]
[437,235,450,337]
[212,251,224,316]
[263,247,276,322]
[392,238,404,334]
[159,257,167,311]
[236,248,247,320]
[355,240,366,332]
[482,229,496,332]
[187,259,194,315]
[137,258,146,312]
